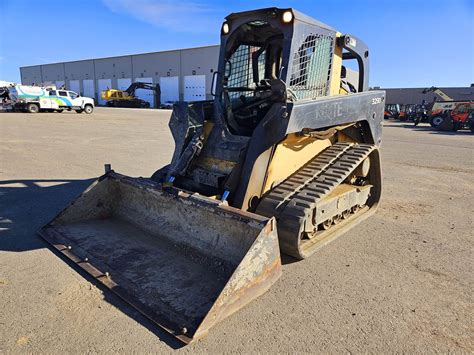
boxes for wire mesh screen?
[289,34,334,100]
[227,45,266,99]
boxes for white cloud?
[102,0,222,34]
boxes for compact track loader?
[40,8,384,344]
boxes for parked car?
[160,101,175,109]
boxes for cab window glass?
[69,91,78,99]
[49,90,56,96]
[58,91,68,97]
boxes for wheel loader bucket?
[39,171,281,344]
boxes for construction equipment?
[39,8,384,344]
[422,86,454,102]
[433,101,474,131]
[401,104,417,122]
[418,87,456,127]
[0,86,9,99]
[384,103,400,119]
[398,104,407,121]
[101,82,161,108]
[413,104,428,126]
[428,101,469,128]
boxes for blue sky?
[0,0,473,87]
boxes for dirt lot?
[1,108,473,353]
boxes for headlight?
[282,10,293,23]
[222,22,230,34]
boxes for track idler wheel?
[342,209,351,219]
[322,219,332,230]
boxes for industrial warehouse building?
[19,45,220,107]
[20,45,474,109]
[376,86,474,105]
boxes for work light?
[282,10,293,23]
[222,22,230,34]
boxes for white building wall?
[40,63,65,86]
[19,45,220,105]
[134,77,155,107]
[69,80,80,94]
[180,46,219,100]
[20,66,42,85]
[82,79,95,100]
[65,60,94,96]
[117,78,132,91]
[160,76,179,102]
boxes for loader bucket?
[39,172,281,344]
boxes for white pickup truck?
[9,85,95,114]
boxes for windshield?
[226,44,266,99]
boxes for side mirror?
[211,71,220,97]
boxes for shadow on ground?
[0,178,95,252]
[0,177,185,349]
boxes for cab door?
[57,90,72,107]
[68,91,82,107]
[452,104,469,123]
[46,90,59,109]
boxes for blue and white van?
[9,85,95,114]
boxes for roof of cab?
[225,7,336,32]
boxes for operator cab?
[221,20,285,136]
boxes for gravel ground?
[0,108,473,353]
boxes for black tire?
[75,109,83,113]
[27,103,39,113]
[430,116,444,128]
[84,105,93,114]
[56,109,63,113]
[436,117,454,131]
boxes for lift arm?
[125,82,160,96]
[422,86,454,102]
[124,82,161,107]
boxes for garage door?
[55,80,65,90]
[183,75,206,102]
[82,80,95,101]
[97,79,112,105]
[117,78,132,91]
[135,77,154,108]
[159,76,179,104]
[69,80,80,94]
